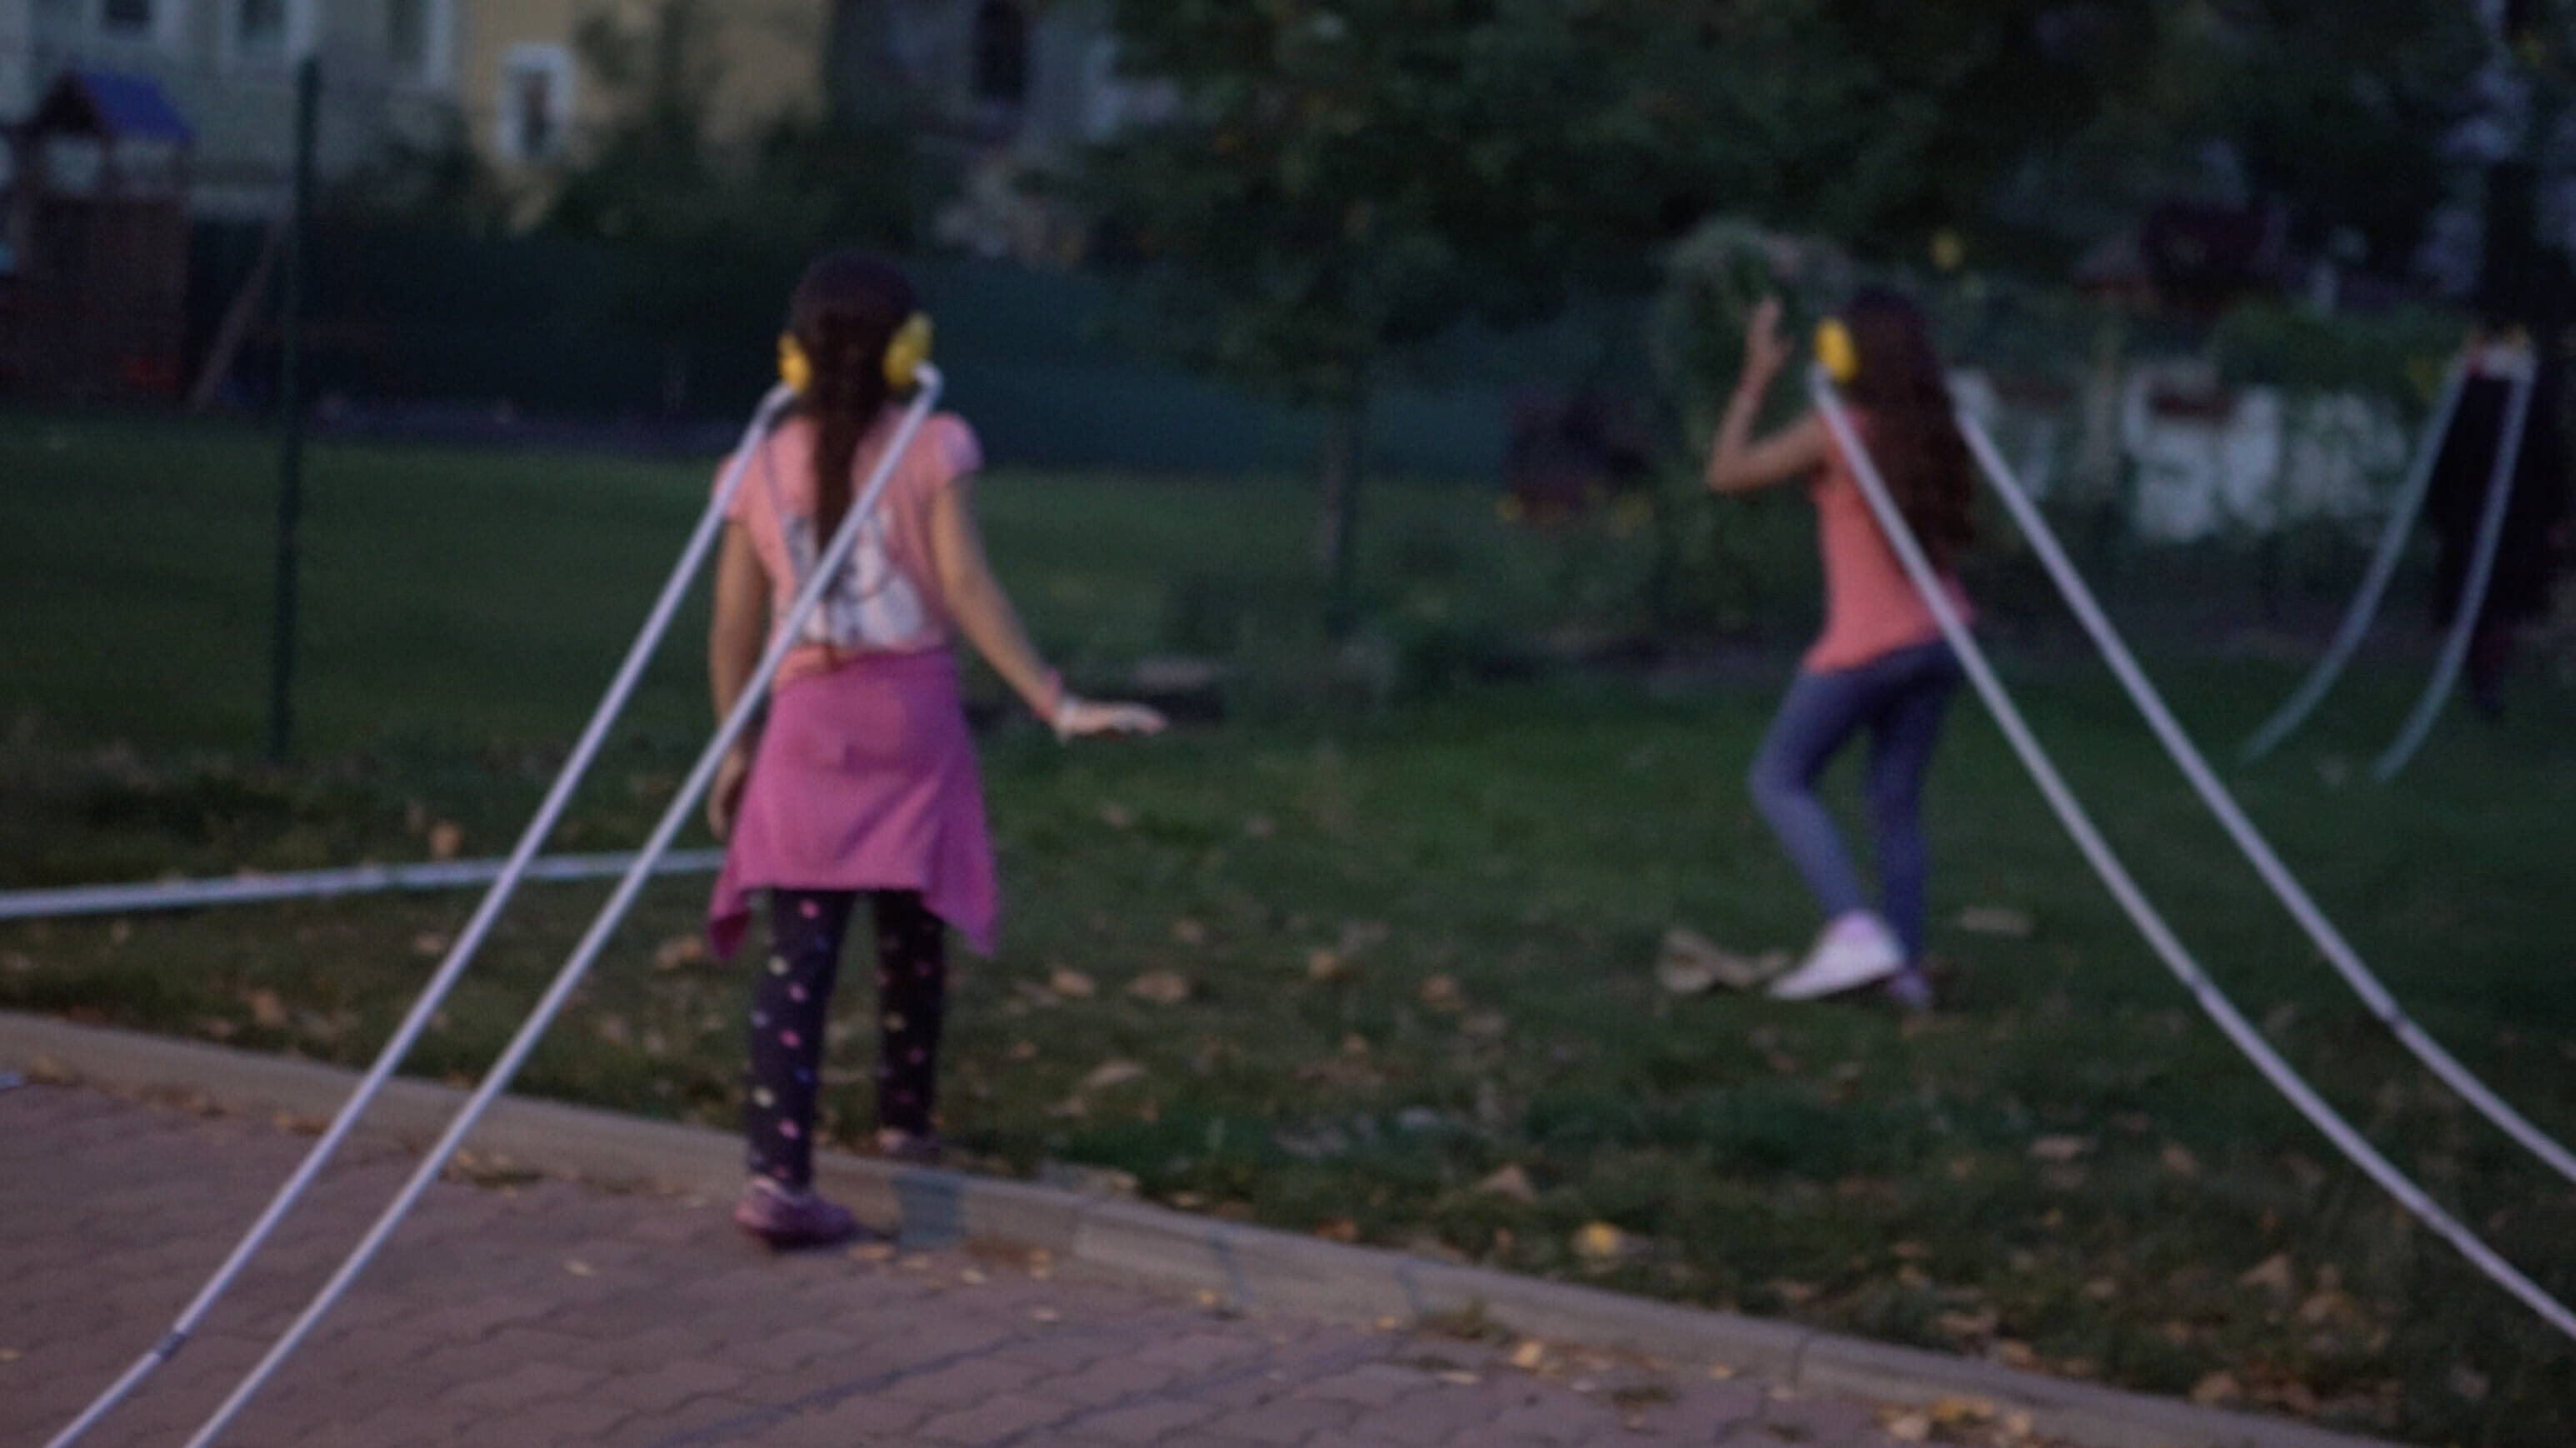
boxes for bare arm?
[708,523,770,726]
[705,523,768,837]
[930,477,1168,740]
[1705,296,1830,494]
[929,477,1061,717]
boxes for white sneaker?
[1768,913,1905,1001]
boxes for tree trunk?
[1315,394,1369,637]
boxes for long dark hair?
[1840,288,1975,569]
[787,252,921,541]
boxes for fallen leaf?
[1036,1161,1137,1197]
[1883,1411,1932,1442]
[1170,918,1208,946]
[1046,966,1098,1000]
[2238,1252,2297,1299]
[1509,1340,1547,1371]
[246,990,288,1030]
[427,821,465,861]
[653,934,707,971]
[958,1268,986,1286]
[1082,1060,1146,1091]
[196,1016,239,1041]
[2447,1364,2489,1402]
[1991,1340,2039,1371]
[1460,1011,1509,1041]
[2190,1371,2243,1406]
[412,933,452,959]
[1126,971,1192,1006]
[1768,1278,1818,1306]
[1031,1306,1061,1324]
[1306,948,1354,984]
[847,1241,896,1264]
[1956,906,2034,938]
[1573,1221,1628,1262]
[1006,1039,1039,1062]
[1475,1165,1538,1203]
[1315,1217,1360,1243]
[565,1260,597,1277]
[1098,801,1136,828]
[2084,1277,2119,1301]
[0,1347,19,1363]
[1935,1310,1999,1341]
[1655,927,1785,994]
[1929,1396,1994,1426]
[2027,1135,2092,1163]
[2160,1141,2201,1178]
[1435,1370,1480,1386]
[1418,975,1466,1011]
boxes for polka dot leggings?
[745,889,947,1189]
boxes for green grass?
[3,410,2573,1445]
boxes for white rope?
[1813,371,2576,1342]
[2239,357,2469,762]
[38,384,798,1448]
[2374,361,2537,781]
[174,369,947,1448]
[1957,409,2576,1186]
[0,850,725,923]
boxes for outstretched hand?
[1053,698,1169,742]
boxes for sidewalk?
[4,1081,1934,1448]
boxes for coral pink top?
[721,409,983,689]
[1805,416,1973,674]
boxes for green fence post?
[267,57,319,764]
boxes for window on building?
[973,0,1028,106]
[498,45,573,163]
[235,0,287,57]
[100,0,156,37]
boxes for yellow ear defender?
[883,313,934,392]
[780,313,933,396]
[1815,318,1860,386]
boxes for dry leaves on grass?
[1126,971,1192,1006]
[1418,975,1466,1012]
[1474,1165,1538,1203]
[1046,966,1097,1000]
[427,821,465,861]
[1654,928,1786,995]
[1082,1060,1146,1091]
[2238,1252,2296,1299]
[653,934,708,972]
[245,989,288,1031]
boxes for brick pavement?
[1,1083,1927,1447]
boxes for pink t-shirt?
[1804,418,1972,674]
[719,409,982,689]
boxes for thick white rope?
[2239,357,2469,762]
[0,850,725,923]
[1814,371,2576,1342]
[174,370,946,1448]
[2374,361,2537,781]
[1956,410,2576,1187]
[38,384,797,1448]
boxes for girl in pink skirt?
[706,252,1164,1248]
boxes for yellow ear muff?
[1815,318,1860,386]
[778,334,814,396]
[884,313,934,392]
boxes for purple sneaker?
[733,1177,865,1251]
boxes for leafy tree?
[1086,1,1706,629]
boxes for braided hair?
[787,252,923,542]
[1840,288,1975,570]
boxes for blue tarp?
[38,69,194,143]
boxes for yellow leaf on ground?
[1573,1221,1627,1262]
[1883,1411,1931,1442]
[246,989,288,1030]
[1509,1340,1547,1371]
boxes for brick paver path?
[2,1083,1926,1447]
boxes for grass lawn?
[3,410,2572,1445]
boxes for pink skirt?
[707,648,999,959]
